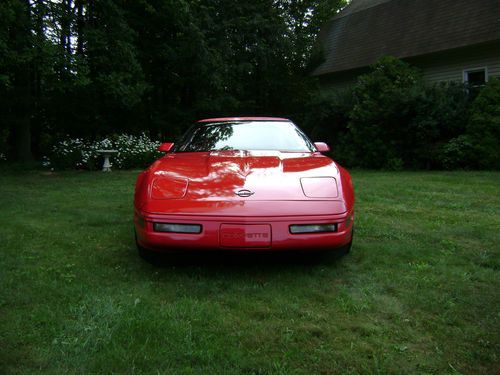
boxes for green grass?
[0,168,499,374]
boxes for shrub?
[465,78,500,169]
[300,88,356,166]
[346,57,470,169]
[49,138,89,169]
[109,134,163,169]
[439,135,475,170]
[348,57,425,168]
[47,133,162,170]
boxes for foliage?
[49,137,90,170]
[1,170,498,373]
[465,78,500,169]
[0,127,9,161]
[299,88,356,165]
[437,79,500,170]
[2,1,496,170]
[412,82,470,168]
[48,133,162,170]
[303,57,483,170]
[301,58,420,168]
[439,135,475,170]
[1,0,346,160]
[239,52,493,171]
[349,57,436,169]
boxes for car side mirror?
[314,142,330,153]
[158,142,174,153]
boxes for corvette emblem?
[235,189,254,197]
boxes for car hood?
[140,151,348,216]
[151,150,339,199]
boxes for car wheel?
[339,226,354,255]
[134,230,158,263]
[320,227,353,261]
[337,239,352,256]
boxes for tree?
[466,78,500,169]
[0,0,34,161]
[1,0,346,160]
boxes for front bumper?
[135,210,353,252]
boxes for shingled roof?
[313,0,500,76]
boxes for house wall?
[411,42,500,84]
[317,41,500,91]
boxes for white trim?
[463,67,489,84]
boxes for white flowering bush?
[47,133,162,170]
[108,134,162,169]
[0,153,6,162]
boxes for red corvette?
[134,117,354,258]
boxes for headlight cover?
[300,177,338,198]
[151,178,188,199]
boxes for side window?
[463,67,488,87]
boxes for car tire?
[320,227,353,261]
[339,227,354,256]
[135,230,158,263]
[338,239,352,256]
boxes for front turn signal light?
[289,224,337,234]
[153,223,202,234]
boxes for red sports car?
[134,117,354,258]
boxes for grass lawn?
[0,168,498,374]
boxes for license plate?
[219,224,271,248]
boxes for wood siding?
[313,0,500,77]
[318,42,500,91]
[415,43,500,84]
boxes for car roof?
[197,117,290,123]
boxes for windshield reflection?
[178,121,316,152]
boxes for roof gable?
[313,0,500,76]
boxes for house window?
[463,68,488,87]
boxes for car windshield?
[177,121,316,152]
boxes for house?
[312,0,500,90]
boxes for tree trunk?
[65,0,72,54]
[31,0,45,157]
[76,0,84,55]
[13,113,32,162]
[11,0,33,161]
